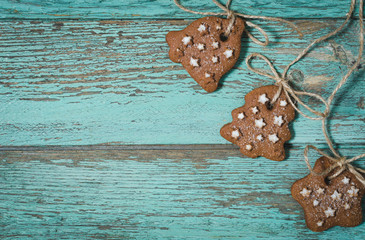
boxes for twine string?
[304,145,365,186]
[246,0,364,184]
[173,0,303,46]
[304,0,364,184]
[245,53,330,121]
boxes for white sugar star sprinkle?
[182,36,192,45]
[344,203,350,210]
[224,49,233,58]
[280,100,287,107]
[198,24,206,32]
[313,199,319,207]
[325,207,335,218]
[274,116,284,127]
[255,118,266,129]
[252,107,259,114]
[190,57,199,67]
[212,56,218,63]
[245,144,252,151]
[316,188,325,194]
[197,43,205,51]
[237,113,245,120]
[205,73,211,78]
[317,221,323,227]
[331,190,342,201]
[256,134,263,141]
[342,177,350,184]
[348,186,359,197]
[269,134,279,143]
[212,41,219,49]
[300,188,311,197]
[231,130,240,138]
[258,94,269,104]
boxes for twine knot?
[304,145,365,186]
[173,0,302,46]
[245,53,330,120]
[226,9,235,19]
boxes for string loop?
[173,0,302,46]
[303,0,364,185]
[304,145,365,186]
[245,53,330,121]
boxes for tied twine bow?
[173,0,303,46]
[304,145,365,185]
[245,53,330,121]
[246,0,365,185]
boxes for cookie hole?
[324,177,330,185]
[220,33,229,42]
[265,102,274,110]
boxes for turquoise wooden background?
[0,0,364,239]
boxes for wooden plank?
[0,19,364,146]
[0,0,361,20]
[1,148,365,238]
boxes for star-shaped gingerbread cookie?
[220,85,295,161]
[166,16,245,92]
[291,156,365,232]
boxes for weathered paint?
[0,1,364,238]
[0,0,362,20]
[1,148,365,239]
[0,20,364,146]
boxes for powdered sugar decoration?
[300,188,311,197]
[347,186,359,197]
[224,49,233,58]
[252,107,259,114]
[258,94,269,104]
[212,41,219,49]
[237,113,245,120]
[197,43,205,51]
[269,134,279,143]
[212,56,218,63]
[274,116,284,126]
[182,36,192,45]
[205,73,211,78]
[344,203,350,210]
[313,199,319,206]
[255,118,266,129]
[342,177,350,185]
[198,24,206,33]
[246,144,252,151]
[316,188,325,195]
[231,130,240,138]
[190,57,199,67]
[280,100,287,107]
[331,190,342,201]
[256,134,263,141]
[324,207,335,218]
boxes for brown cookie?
[291,157,365,232]
[220,85,295,161]
[166,16,245,93]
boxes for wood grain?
[0,19,364,146]
[0,0,362,20]
[1,148,365,239]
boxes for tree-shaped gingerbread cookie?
[220,85,295,161]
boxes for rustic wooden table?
[1,0,364,239]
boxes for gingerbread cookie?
[291,157,365,232]
[220,85,295,161]
[166,16,245,93]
